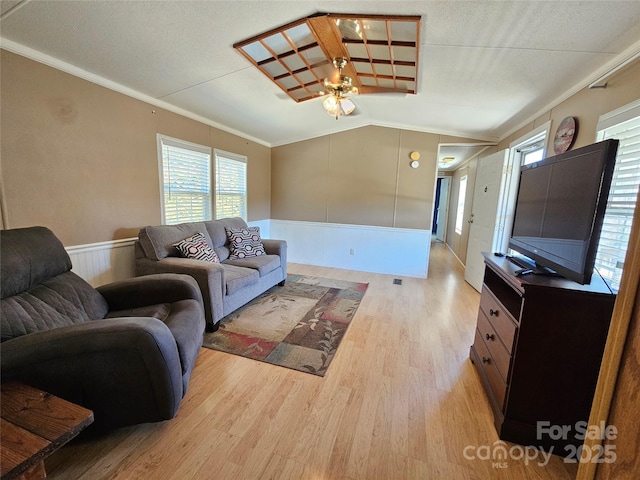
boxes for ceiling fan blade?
[357,86,410,95]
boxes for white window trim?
[214,149,248,220]
[593,100,640,291]
[157,134,212,224]
[596,98,640,133]
[509,120,552,163]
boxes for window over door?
[521,143,545,165]
[594,100,640,291]
[157,135,212,225]
[215,150,247,220]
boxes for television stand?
[470,252,616,455]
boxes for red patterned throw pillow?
[225,226,266,259]
[174,232,220,263]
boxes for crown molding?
[0,38,272,148]
[499,38,640,143]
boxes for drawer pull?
[489,309,499,317]
[482,357,491,364]
[485,333,495,341]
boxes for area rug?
[202,274,368,376]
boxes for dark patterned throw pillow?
[225,226,266,259]
[174,232,220,263]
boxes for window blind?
[158,136,212,225]
[215,150,247,220]
[594,103,640,291]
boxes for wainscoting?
[65,220,430,286]
[66,238,137,287]
[269,220,430,278]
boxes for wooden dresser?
[470,253,616,455]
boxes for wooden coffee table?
[1,383,94,480]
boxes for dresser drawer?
[473,328,507,411]
[476,310,511,382]
[480,287,518,351]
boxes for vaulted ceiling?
[2,0,640,160]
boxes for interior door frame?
[434,175,450,242]
[435,143,495,263]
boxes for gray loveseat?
[0,226,206,431]
[135,217,287,331]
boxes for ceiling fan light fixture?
[323,95,339,114]
[322,95,356,119]
[340,97,356,115]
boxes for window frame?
[594,99,640,291]
[214,149,248,221]
[510,121,551,167]
[157,134,212,225]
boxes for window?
[215,150,247,220]
[510,121,550,168]
[158,135,212,225]
[519,138,546,166]
[594,100,640,291]
[522,146,544,165]
[500,122,551,252]
[455,175,467,234]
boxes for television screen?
[508,139,618,284]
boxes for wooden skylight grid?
[233,13,421,102]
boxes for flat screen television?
[508,138,619,285]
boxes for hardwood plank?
[45,243,579,479]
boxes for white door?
[435,177,450,242]
[464,150,510,292]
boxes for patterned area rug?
[202,275,368,376]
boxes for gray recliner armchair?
[0,226,206,431]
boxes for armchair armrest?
[97,273,203,311]
[0,318,183,430]
[135,257,225,329]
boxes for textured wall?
[272,125,481,230]
[0,50,271,245]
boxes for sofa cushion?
[1,272,110,342]
[205,217,248,262]
[222,265,259,296]
[174,232,220,263]
[139,223,213,261]
[226,226,266,259]
[224,255,281,277]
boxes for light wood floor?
[46,243,578,479]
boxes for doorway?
[432,176,450,243]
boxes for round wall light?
[410,151,420,168]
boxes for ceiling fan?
[321,57,358,119]
[233,13,421,118]
[320,56,412,119]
